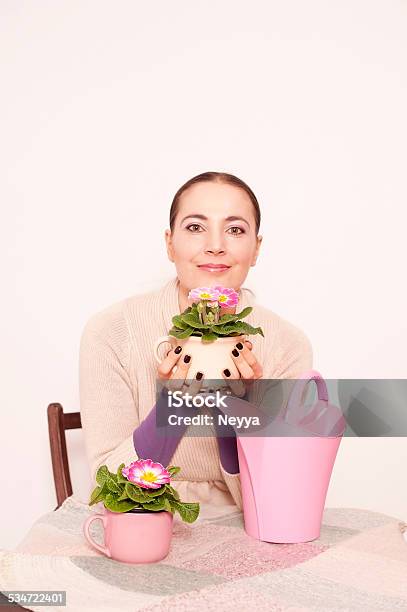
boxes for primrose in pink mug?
[83,507,173,564]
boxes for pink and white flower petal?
[188,287,220,302]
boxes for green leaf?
[165,484,180,501]
[89,486,102,504]
[211,320,264,338]
[211,324,241,335]
[104,493,138,513]
[171,315,190,330]
[116,463,128,483]
[211,314,239,326]
[106,472,122,494]
[181,314,211,329]
[89,481,109,505]
[211,307,253,327]
[125,482,152,503]
[95,465,110,487]
[235,306,253,320]
[144,484,167,498]
[141,496,166,511]
[201,331,219,343]
[169,326,195,339]
[124,481,165,500]
[170,500,200,523]
[180,306,193,315]
[232,322,264,337]
[163,497,173,513]
[117,488,131,501]
[166,465,181,477]
[168,326,183,337]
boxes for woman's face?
[165,181,262,300]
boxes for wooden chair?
[0,405,83,611]
[47,402,82,510]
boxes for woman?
[79,171,313,511]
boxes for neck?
[177,282,190,313]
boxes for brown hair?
[169,171,261,235]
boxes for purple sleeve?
[212,405,240,474]
[133,388,189,468]
[215,435,239,474]
[133,388,243,474]
[212,389,251,474]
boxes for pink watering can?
[236,370,346,543]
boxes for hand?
[154,344,204,441]
[157,342,204,397]
[222,339,263,398]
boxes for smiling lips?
[198,264,230,272]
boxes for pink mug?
[83,508,173,563]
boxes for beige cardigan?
[79,276,313,510]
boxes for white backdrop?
[1,0,406,549]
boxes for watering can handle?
[283,369,329,421]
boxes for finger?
[165,340,177,358]
[244,340,253,350]
[234,342,263,379]
[230,345,256,380]
[167,353,193,392]
[187,371,205,399]
[221,368,247,398]
[166,375,183,393]
[157,344,184,378]
[228,378,247,398]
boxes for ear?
[165,229,175,262]
[251,234,263,266]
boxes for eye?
[228,226,245,235]
[185,224,245,234]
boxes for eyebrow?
[180,214,250,228]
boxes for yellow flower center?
[142,471,157,482]
[219,295,227,302]
[200,292,211,299]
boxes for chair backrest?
[47,403,82,509]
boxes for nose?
[204,233,226,255]
[205,246,225,255]
[203,225,227,256]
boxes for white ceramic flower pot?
[154,334,246,384]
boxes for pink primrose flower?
[211,285,239,308]
[188,287,220,303]
[121,459,171,489]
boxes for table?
[1,495,407,611]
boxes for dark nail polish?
[232,348,239,357]
[236,342,243,350]
[196,371,203,380]
[223,368,231,377]
[174,346,182,354]
[183,354,191,363]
